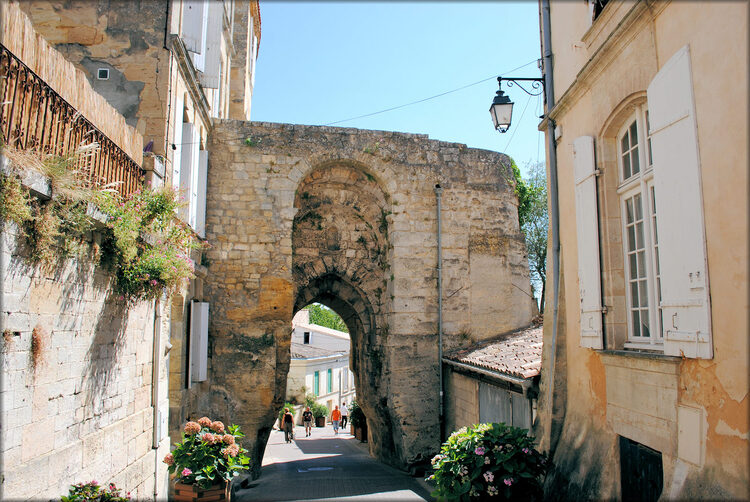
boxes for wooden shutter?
[574,136,603,349]
[647,45,712,359]
[190,301,209,382]
[171,96,184,193]
[196,150,208,238]
[199,0,223,89]
[182,0,207,53]
[180,123,197,223]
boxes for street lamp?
[489,76,545,133]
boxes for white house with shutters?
[535,1,747,501]
[285,310,357,415]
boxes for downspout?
[434,184,444,440]
[541,0,561,444]
[151,298,164,499]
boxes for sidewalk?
[233,424,435,501]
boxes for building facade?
[286,309,356,412]
[17,0,261,445]
[536,1,748,500]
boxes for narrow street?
[234,425,434,501]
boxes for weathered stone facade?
[201,121,535,474]
[0,218,170,500]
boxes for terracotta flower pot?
[174,481,228,502]
[315,416,326,427]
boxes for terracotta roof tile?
[444,324,543,380]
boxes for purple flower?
[181,468,192,477]
[504,477,514,486]
[522,448,531,454]
[475,446,486,456]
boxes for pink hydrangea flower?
[181,468,192,477]
[163,453,174,465]
[197,416,212,427]
[210,421,225,434]
[487,485,498,496]
[222,434,235,444]
[504,478,514,486]
[522,448,531,454]
[483,471,494,482]
[475,446,486,455]
[202,432,216,444]
[184,421,201,435]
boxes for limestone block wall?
[0,218,170,500]
[444,369,480,434]
[201,120,534,473]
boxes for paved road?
[234,425,434,501]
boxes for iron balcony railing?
[0,43,144,197]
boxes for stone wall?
[0,212,170,500]
[444,369,480,434]
[201,120,534,474]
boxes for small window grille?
[97,68,110,80]
[303,332,310,344]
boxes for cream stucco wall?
[538,1,748,500]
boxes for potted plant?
[61,480,130,501]
[427,422,550,501]
[164,416,251,501]
[311,402,328,427]
[348,400,367,442]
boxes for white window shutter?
[573,135,603,349]
[171,96,184,193]
[190,301,209,382]
[199,1,222,89]
[196,150,208,238]
[182,0,207,54]
[180,123,197,223]
[647,45,712,359]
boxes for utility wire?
[502,92,533,153]
[323,59,540,126]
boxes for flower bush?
[61,480,130,501]
[164,416,251,489]
[0,145,203,301]
[428,422,549,501]
[348,399,365,429]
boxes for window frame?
[313,370,319,396]
[327,368,333,393]
[616,106,663,349]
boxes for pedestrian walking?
[282,408,295,443]
[302,406,313,437]
[340,402,349,429]
[331,405,342,435]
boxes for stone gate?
[200,120,534,474]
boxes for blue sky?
[251,1,545,176]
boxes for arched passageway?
[202,121,535,476]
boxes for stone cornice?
[168,34,211,130]
[541,0,670,129]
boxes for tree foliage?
[305,303,348,332]
[510,160,549,312]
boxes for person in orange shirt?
[331,405,342,435]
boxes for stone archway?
[291,161,400,464]
[202,121,535,476]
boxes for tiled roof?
[290,342,345,360]
[444,324,543,380]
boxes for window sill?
[598,348,681,362]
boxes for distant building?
[286,310,356,413]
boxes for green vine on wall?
[0,145,203,302]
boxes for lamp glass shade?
[490,97,513,133]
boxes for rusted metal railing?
[0,43,144,197]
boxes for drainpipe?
[151,298,163,499]
[540,0,561,447]
[434,184,444,439]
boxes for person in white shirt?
[340,402,349,429]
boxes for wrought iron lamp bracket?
[497,76,545,97]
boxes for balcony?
[0,44,144,198]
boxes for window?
[327,368,332,393]
[313,371,319,396]
[617,105,662,347]
[97,68,109,80]
[303,332,310,344]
